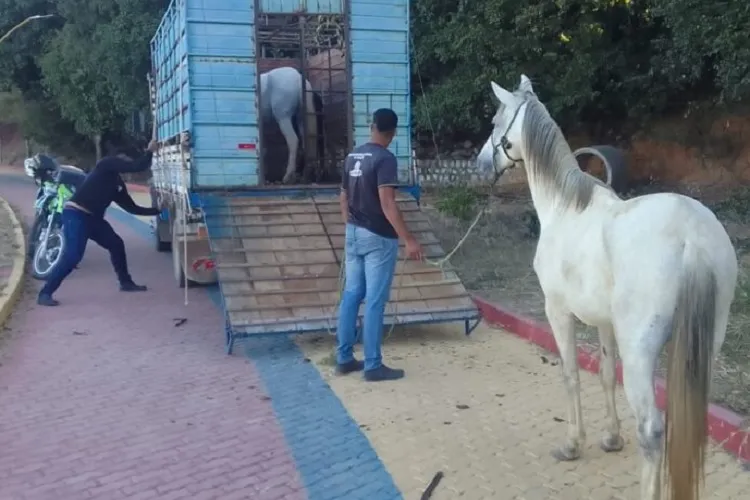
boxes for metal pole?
[299,14,308,178]
[254,0,265,185]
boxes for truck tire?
[572,145,629,195]
[155,221,171,253]
[150,185,171,252]
[172,228,198,289]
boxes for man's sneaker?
[335,359,364,375]
[120,282,148,292]
[364,365,405,382]
[37,294,59,307]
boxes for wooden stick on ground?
[420,471,444,500]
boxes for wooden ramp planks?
[204,192,478,336]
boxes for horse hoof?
[600,435,625,453]
[282,174,295,184]
[551,445,581,462]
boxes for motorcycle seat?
[55,165,87,188]
[59,164,85,175]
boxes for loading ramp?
[200,188,480,354]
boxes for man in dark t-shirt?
[336,108,423,382]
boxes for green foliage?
[0,90,24,123]
[411,0,750,143]
[0,0,59,92]
[652,0,750,103]
[0,0,166,161]
[1,0,749,161]
[435,186,484,220]
[39,0,165,140]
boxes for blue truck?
[148,0,482,353]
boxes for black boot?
[364,365,405,382]
[120,281,147,292]
[37,293,60,307]
[335,359,364,375]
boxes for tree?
[0,0,59,92]
[410,0,750,145]
[652,0,750,103]
[38,0,166,159]
[411,0,664,143]
[0,0,91,160]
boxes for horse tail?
[664,244,716,500]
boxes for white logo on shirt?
[350,160,363,177]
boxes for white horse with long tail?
[476,75,737,500]
[259,66,324,184]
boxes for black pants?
[40,208,132,296]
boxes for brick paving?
[0,173,309,500]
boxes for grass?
[434,186,485,221]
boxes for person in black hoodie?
[37,140,162,307]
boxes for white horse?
[258,66,324,184]
[476,75,737,500]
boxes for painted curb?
[471,295,750,463]
[0,196,26,329]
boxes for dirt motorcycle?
[24,154,87,280]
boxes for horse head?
[476,74,536,179]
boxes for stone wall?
[412,139,529,189]
[414,109,750,196]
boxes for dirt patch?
[426,183,750,417]
[0,124,26,166]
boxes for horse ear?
[519,74,534,93]
[490,81,514,106]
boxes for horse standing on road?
[258,66,325,184]
[476,75,737,500]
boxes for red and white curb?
[472,295,750,463]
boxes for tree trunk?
[94,134,102,161]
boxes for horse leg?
[598,324,624,452]
[618,321,666,500]
[278,117,299,184]
[545,300,586,461]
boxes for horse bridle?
[490,101,526,178]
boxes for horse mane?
[519,97,610,212]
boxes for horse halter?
[490,101,525,176]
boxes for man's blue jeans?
[40,208,132,297]
[336,224,399,371]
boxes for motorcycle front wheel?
[32,224,66,280]
[27,213,46,261]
